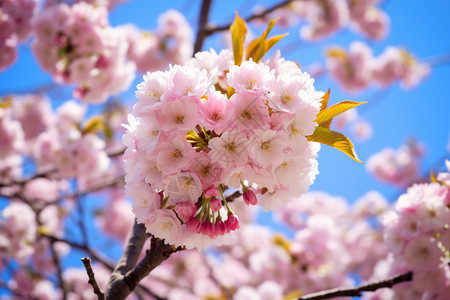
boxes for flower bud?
[243,189,257,205]
[210,197,222,212]
[186,217,201,233]
[225,214,240,232]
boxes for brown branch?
[193,0,213,54]
[205,0,295,34]
[49,239,68,300]
[81,257,105,300]
[297,271,413,300]
[104,221,182,299]
[42,233,115,271]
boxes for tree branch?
[103,221,183,299]
[49,239,68,300]
[193,0,213,54]
[42,233,115,271]
[205,0,295,34]
[81,257,105,300]
[297,271,413,300]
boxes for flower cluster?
[380,181,450,299]
[327,42,430,92]
[32,2,135,103]
[0,95,110,187]
[119,10,193,73]
[366,140,424,187]
[123,49,323,249]
[258,0,389,40]
[33,100,110,182]
[55,0,128,10]
[0,0,36,71]
[127,190,388,299]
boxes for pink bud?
[73,87,88,99]
[204,186,220,198]
[216,220,226,236]
[225,214,240,232]
[95,54,109,69]
[243,189,257,206]
[209,197,222,212]
[174,201,197,223]
[158,191,164,202]
[186,217,201,233]
[201,220,215,238]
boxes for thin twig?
[42,233,115,271]
[81,257,105,300]
[52,176,124,205]
[205,0,295,34]
[193,0,213,54]
[297,271,413,300]
[76,180,89,247]
[50,240,68,300]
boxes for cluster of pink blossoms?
[123,49,323,249]
[32,2,193,103]
[375,180,450,299]
[0,0,36,71]
[0,95,110,188]
[327,41,430,92]
[130,190,388,299]
[32,2,135,103]
[119,10,193,73]
[258,0,389,40]
[366,140,424,187]
[45,0,128,10]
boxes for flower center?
[226,142,236,153]
[175,115,185,124]
[261,141,272,152]
[172,149,183,158]
[247,79,257,89]
[241,110,252,119]
[281,94,294,104]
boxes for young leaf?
[307,126,362,162]
[230,13,247,66]
[82,115,105,134]
[326,47,348,60]
[246,19,288,63]
[430,171,438,183]
[263,33,288,59]
[315,100,366,129]
[246,19,277,62]
[319,89,330,113]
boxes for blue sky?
[1,0,449,257]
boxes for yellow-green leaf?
[82,115,105,134]
[37,225,50,235]
[319,89,330,113]
[315,100,366,128]
[0,96,13,109]
[227,85,235,98]
[326,47,348,60]
[246,19,277,62]
[430,171,438,183]
[307,126,362,162]
[263,33,288,58]
[230,13,247,66]
[283,290,302,300]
